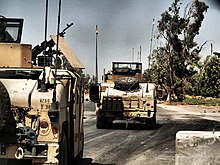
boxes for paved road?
[80,101,220,165]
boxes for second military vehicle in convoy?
[90,61,157,129]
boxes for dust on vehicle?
[0,17,84,165]
[89,62,157,129]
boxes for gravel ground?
[158,103,220,114]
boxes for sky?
[1,0,220,79]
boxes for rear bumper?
[0,143,58,164]
[123,110,155,118]
[0,159,58,165]
[98,96,156,119]
[97,108,156,119]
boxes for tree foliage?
[200,55,220,98]
[146,0,209,102]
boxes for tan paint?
[0,43,32,68]
[50,35,84,69]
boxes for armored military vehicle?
[90,62,157,129]
[0,17,84,165]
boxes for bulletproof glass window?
[112,62,142,75]
[0,18,23,43]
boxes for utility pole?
[95,25,98,84]
[148,19,155,69]
[132,48,134,62]
[139,46,141,62]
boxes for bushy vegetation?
[184,96,220,106]
[144,0,220,103]
[81,74,97,93]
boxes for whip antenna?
[40,0,49,92]
[48,0,62,122]
[52,0,62,103]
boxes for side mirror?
[89,84,100,103]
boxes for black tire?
[0,81,13,133]
[145,116,156,129]
[78,133,84,161]
[96,116,105,129]
[1,159,32,165]
[59,130,68,165]
[114,77,139,91]
[96,117,113,129]
[74,149,83,164]
[73,133,84,164]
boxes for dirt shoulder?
[158,103,220,114]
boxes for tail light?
[40,120,49,135]
[40,121,49,129]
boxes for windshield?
[112,62,142,74]
[0,18,23,43]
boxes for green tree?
[81,73,91,92]
[144,47,170,99]
[153,0,208,102]
[200,55,220,98]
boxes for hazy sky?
[1,0,220,78]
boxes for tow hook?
[126,116,137,129]
[15,147,24,159]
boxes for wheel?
[4,159,32,165]
[104,117,113,128]
[145,116,156,129]
[114,77,139,91]
[74,149,83,164]
[73,133,84,164]
[59,130,68,165]
[96,116,105,129]
[0,81,15,133]
[96,117,113,129]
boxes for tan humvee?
[0,18,84,165]
[90,62,157,129]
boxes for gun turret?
[32,23,73,65]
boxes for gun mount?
[32,23,74,66]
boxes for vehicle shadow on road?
[79,158,116,165]
[107,122,161,130]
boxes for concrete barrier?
[176,131,220,165]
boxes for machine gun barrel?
[32,23,73,64]
[59,23,73,36]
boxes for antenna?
[40,0,49,92]
[148,19,155,69]
[139,46,141,63]
[146,19,155,92]
[44,0,48,68]
[48,0,61,122]
[53,0,61,103]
